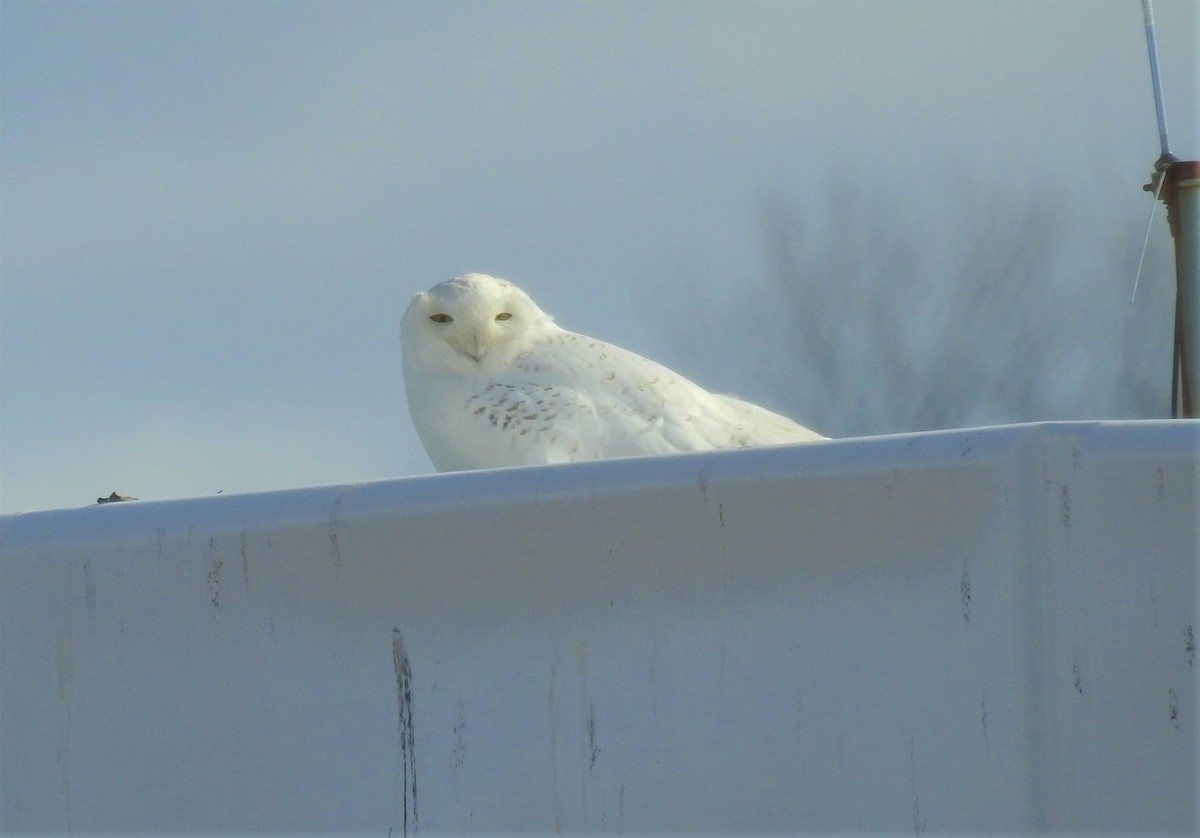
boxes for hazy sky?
[1,0,1195,513]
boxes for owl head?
[401,273,556,374]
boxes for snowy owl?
[401,273,825,471]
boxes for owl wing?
[509,330,724,458]
[412,327,822,471]
[471,329,821,463]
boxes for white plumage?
[401,273,825,471]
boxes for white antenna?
[1130,0,1179,305]
[1139,0,1178,169]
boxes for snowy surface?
[1,421,1196,832]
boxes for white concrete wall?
[1,421,1196,834]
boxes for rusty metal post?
[1139,0,1196,417]
[1147,161,1200,418]
[1165,162,1200,417]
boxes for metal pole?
[1165,163,1200,417]
[1138,0,1193,416]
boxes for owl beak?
[465,330,488,363]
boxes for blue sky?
[1,0,1195,513]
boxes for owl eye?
[429,313,453,323]
[495,312,513,321]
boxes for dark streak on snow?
[1186,624,1195,667]
[82,561,96,614]
[240,530,251,590]
[452,700,466,771]
[980,693,989,744]
[960,559,971,623]
[909,739,926,835]
[697,464,724,526]
[587,703,599,770]
[1168,688,1180,729]
[207,537,222,609]
[328,499,343,578]
[392,627,417,835]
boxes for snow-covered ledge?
[2,421,1196,833]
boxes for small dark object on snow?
[97,492,136,504]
